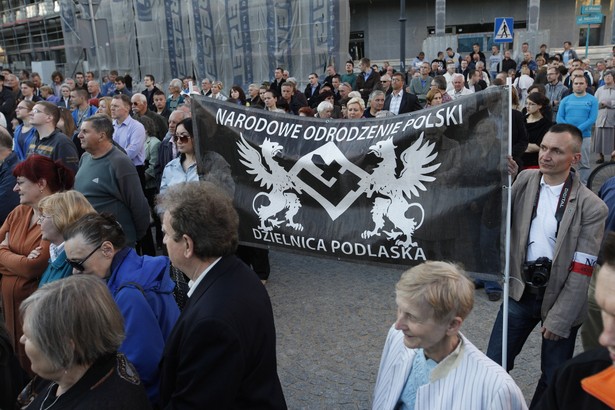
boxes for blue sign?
[494,17,514,43]
[581,5,601,14]
[576,14,603,25]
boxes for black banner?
[192,88,509,274]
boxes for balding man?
[87,80,103,99]
[74,114,149,246]
[131,93,168,141]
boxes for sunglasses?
[173,132,192,143]
[67,243,102,272]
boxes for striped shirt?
[373,326,527,410]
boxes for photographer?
[486,124,608,408]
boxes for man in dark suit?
[158,181,287,409]
[355,57,381,104]
[304,72,321,108]
[383,72,422,115]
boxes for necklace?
[40,383,61,410]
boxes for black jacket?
[383,91,422,114]
[159,255,287,409]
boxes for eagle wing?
[236,133,273,189]
[398,133,441,198]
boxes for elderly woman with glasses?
[17,275,151,409]
[0,155,74,374]
[33,191,95,287]
[63,212,180,404]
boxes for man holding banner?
[487,124,608,408]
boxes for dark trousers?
[236,245,270,280]
[486,291,580,408]
[135,164,156,256]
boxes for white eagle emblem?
[237,134,304,232]
[360,133,441,247]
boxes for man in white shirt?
[443,61,456,92]
[383,72,421,115]
[447,73,473,100]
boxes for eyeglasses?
[173,132,192,143]
[67,243,102,272]
[37,214,52,223]
[31,108,47,115]
[380,80,390,84]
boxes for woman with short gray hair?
[17,275,151,409]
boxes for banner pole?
[502,78,513,368]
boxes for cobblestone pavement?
[267,155,605,409]
[267,250,584,409]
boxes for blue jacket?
[38,249,72,287]
[107,247,180,404]
[71,105,98,127]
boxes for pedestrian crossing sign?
[494,17,514,43]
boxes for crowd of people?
[0,40,613,409]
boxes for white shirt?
[526,176,562,262]
[447,87,473,100]
[389,90,403,115]
[444,72,455,92]
[49,242,65,262]
[187,257,221,297]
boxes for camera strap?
[530,172,573,239]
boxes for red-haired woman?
[0,155,74,374]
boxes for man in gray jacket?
[545,66,569,116]
[487,123,608,408]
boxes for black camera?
[523,257,552,288]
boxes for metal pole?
[502,77,513,369]
[87,0,101,81]
[585,23,590,58]
[399,0,406,72]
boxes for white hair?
[317,101,333,114]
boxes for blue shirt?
[556,93,599,137]
[398,349,438,410]
[113,115,146,165]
